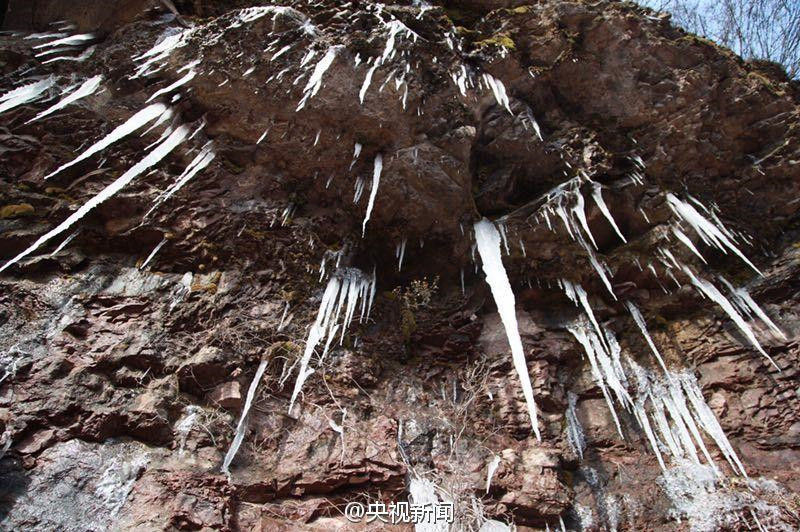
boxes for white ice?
[361,154,383,236]
[0,76,56,116]
[146,69,196,103]
[221,358,269,476]
[45,103,169,179]
[474,219,541,440]
[0,124,190,273]
[145,142,215,218]
[482,73,512,114]
[296,46,339,111]
[26,75,102,123]
[288,268,376,413]
[682,267,778,369]
[667,193,761,275]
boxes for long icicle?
[474,219,541,440]
[221,359,269,476]
[45,103,169,179]
[0,124,190,273]
[361,154,383,236]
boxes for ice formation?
[0,124,190,273]
[485,455,501,493]
[221,359,269,475]
[565,392,586,460]
[288,268,376,413]
[667,193,761,275]
[45,103,170,179]
[0,76,56,116]
[682,267,778,369]
[474,219,541,440]
[27,75,102,123]
[145,142,216,218]
[361,154,383,236]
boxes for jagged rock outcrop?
[0,0,799,530]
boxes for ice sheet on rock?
[361,154,383,236]
[45,103,169,179]
[409,477,449,532]
[27,75,102,123]
[221,358,268,476]
[565,392,586,460]
[474,219,541,440]
[682,267,778,369]
[288,268,376,413]
[0,124,190,273]
[667,193,761,275]
[175,405,200,454]
[0,76,56,116]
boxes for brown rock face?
[0,0,799,530]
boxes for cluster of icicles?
[0,2,785,504]
[471,163,784,485]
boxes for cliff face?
[0,1,799,530]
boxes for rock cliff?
[0,0,799,530]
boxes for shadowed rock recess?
[0,0,799,530]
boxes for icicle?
[667,193,761,275]
[140,238,167,270]
[672,226,707,264]
[353,177,365,203]
[485,455,501,493]
[296,46,339,111]
[481,73,512,114]
[591,183,626,243]
[568,320,624,437]
[565,392,586,460]
[624,301,668,372]
[49,230,79,256]
[26,75,101,123]
[474,219,541,440]
[221,359,269,476]
[0,76,56,116]
[33,33,95,49]
[146,69,196,103]
[679,372,747,477]
[682,267,778,369]
[359,63,379,104]
[361,154,382,236]
[45,103,169,179]
[0,125,190,273]
[718,278,786,340]
[289,269,375,412]
[397,238,407,271]
[351,142,362,166]
[145,142,215,218]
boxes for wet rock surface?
[0,0,799,530]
